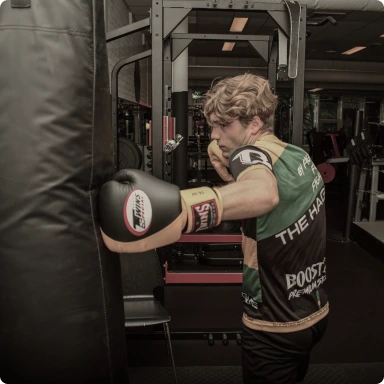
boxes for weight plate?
[118,138,143,170]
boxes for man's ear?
[251,116,263,133]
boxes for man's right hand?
[99,169,223,253]
[207,140,234,183]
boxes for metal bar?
[106,18,150,42]
[325,133,341,158]
[171,33,270,41]
[164,40,173,183]
[164,0,285,11]
[111,50,152,171]
[177,234,242,243]
[354,166,367,222]
[345,110,363,238]
[103,0,108,32]
[291,4,306,146]
[369,165,380,222]
[313,94,319,131]
[164,262,242,284]
[277,29,288,81]
[268,41,278,94]
[152,0,164,179]
[164,42,173,113]
[164,323,178,384]
[337,98,343,130]
[125,331,243,340]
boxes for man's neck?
[247,130,274,145]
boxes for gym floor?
[127,175,384,384]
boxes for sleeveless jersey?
[229,135,329,333]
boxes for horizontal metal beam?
[106,18,150,43]
[164,0,286,11]
[171,33,270,41]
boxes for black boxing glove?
[99,169,223,253]
[99,169,185,253]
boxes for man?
[99,73,328,384]
[204,73,329,383]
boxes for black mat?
[128,363,384,384]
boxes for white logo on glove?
[124,189,153,236]
[0,377,6,384]
[233,149,272,170]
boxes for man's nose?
[210,127,220,140]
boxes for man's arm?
[218,167,279,221]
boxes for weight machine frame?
[106,0,307,283]
[107,0,307,179]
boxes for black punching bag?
[0,1,129,383]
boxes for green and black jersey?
[229,135,329,333]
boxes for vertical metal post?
[380,99,384,122]
[111,70,119,172]
[152,0,164,179]
[103,0,108,32]
[134,106,141,144]
[369,163,380,222]
[164,42,172,97]
[268,42,278,94]
[292,4,306,147]
[313,94,319,131]
[164,40,173,184]
[354,164,367,222]
[344,110,363,239]
[277,29,288,80]
[337,97,343,131]
[172,18,189,190]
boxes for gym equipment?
[0,2,128,382]
[188,135,213,188]
[118,137,143,170]
[317,162,336,184]
[118,105,135,140]
[347,131,384,222]
[306,129,349,184]
[192,106,209,137]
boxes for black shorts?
[242,316,328,384]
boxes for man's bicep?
[237,165,277,188]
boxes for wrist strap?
[180,187,223,233]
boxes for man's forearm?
[217,173,279,221]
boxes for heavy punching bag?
[0,1,129,383]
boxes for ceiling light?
[222,42,236,51]
[342,46,366,55]
[326,50,337,53]
[381,34,384,37]
[309,88,323,92]
[230,18,248,32]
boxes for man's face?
[210,114,253,159]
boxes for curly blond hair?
[203,73,278,132]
